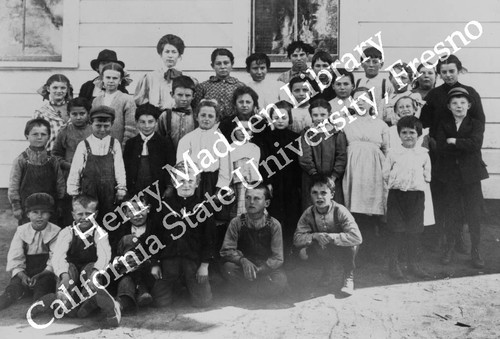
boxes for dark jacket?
[79,78,129,102]
[153,194,217,264]
[435,115,488,184]
[123,132,175,195]
[420,82,485,138]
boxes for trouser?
[116,268,155,305]
[221,262,288,298]
[3,273,56,305]
[443,181,483,250]
[151,257,212,308]
[310,243,358,273]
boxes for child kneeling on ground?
[294,175,362,296]
[0,193,60,311]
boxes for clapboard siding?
[80,0,232,24]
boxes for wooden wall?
[1,0,499,199]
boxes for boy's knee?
[221,262,240,279]
[151,280,173,307]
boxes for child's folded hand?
[115,189,126,202]
[151,265,162,280]
[17,271,30,287]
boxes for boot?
[470,225,484,268]
[441,238,455,265]
[388,234,404,280]
[454,225,469,254]
[407,234,431,279]
[136,284,153,307]
[340,271,354,296]
[0,292,14,311]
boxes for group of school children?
[2,33,488,327]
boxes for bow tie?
[172,107,191,114]
[164,68,182,82]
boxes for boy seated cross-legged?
[294,175,362,296]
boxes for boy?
[9,118,66,225]
[0,193,60,311]
[277,41,315,84]
[288,76,313,133]
[113,196,155,312]
[294,176,362,296]
[52,97,93,226]
[124,103,175,198]
[299,99,347,209]
[435,87,488,268]
[52,195,120,326]
[157,75,198,149]
[193,48,244,118]
[151,162,217,308]
[220,184,288,298]
[355,47,393,119]
[245,53,280,109]
[67,105,127,227]
[383,116,431,279]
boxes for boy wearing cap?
[79,49,129,102]
[435,87,488,268]
[0,193,60,311]
[67,105,127,232]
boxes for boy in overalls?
[67,105,126,238]
[0,193,60,311]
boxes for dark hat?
[25,193,54,212]
[90,49,125,71]
[447,87,471,102]
[90,105,116,120]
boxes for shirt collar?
[19,222,60,245]
[209,75,238,84]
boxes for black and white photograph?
[0,0,499,338]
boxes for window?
[252,0,339,62]
[0,0,78,68]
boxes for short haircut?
[211,48,234,65]
[135,103,160,121]
[397,115,423,137]
[196,99,220,120]
[247,182,271,201]
[361,46,383,62]
[72,194,98,210]
[309,98,332,114]
[394,96,418,113]
[171,161,200,186]
[156,34,185,55]
[310,174,335,194]
[245,53,271,72]
[353,86,374,101]
[286,41,315,58]
[172,75,196,94]
[68,97,91,112]
[288,75,313,91]
[24,118,51,137]
[101,62,124,78]
[232,86,259,109]
[90,116,114,124]
[311,50,334,67]
[269,100,293,124]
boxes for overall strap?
[382,78,386,99]
[22,151,29,161]
[310,207,319,233]
[84,140,92,154]
[355,78,361,89]
[239,213,247,228]
[108,137,115,154]
[166,109,172,136]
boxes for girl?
[135,34,196,111]
[229,120,261,218]
[328,70,356,116]
[260,100,302,257]
[92,63,137,147]
[33,74,73,151]
[411,63,437,101]
[309,50,336,101]
[176,99,231,200]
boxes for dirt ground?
[0,207,499,339]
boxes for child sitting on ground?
[294,176,362,296]
[157,75,198,149]
[383,116,431,279]
[52,195,120,326]
[9,118,66,225]
[0,193,60,311]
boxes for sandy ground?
[0,209,499,339]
